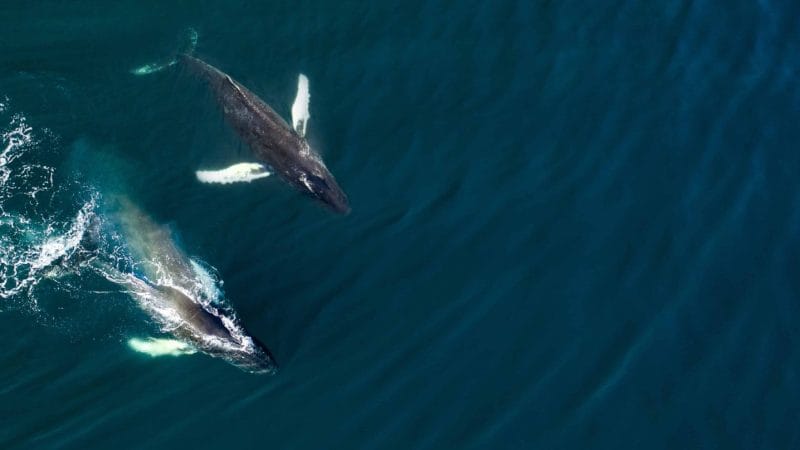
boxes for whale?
[180,55,351,214]
[90,196,278,374]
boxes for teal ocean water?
[2,1,800,448]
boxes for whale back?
[179,55,302,168]
[157,284,233,341]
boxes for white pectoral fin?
[128,337,197,357]
[291,73,310,137]
[195,163,272,185]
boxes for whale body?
[96,196,277,374]
[181,55,351,214]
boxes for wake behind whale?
[4,194,278,373]
[1,111,276,373]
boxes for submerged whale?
[180,55,351,214]
[90,196,277,374]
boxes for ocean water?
[2,1,800,448]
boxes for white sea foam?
[0,200,96,300]
[195,162,271,184]
[0,106,99,302]
[190,258,222,305]
[128,337,197,357]
[31,202,94,271]
[0,114,33,189]
[291,74,310,137]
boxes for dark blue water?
[2,1,800,448]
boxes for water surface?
[1,1,799,448]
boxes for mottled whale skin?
[106,196,278,374]
[181,55,351,214]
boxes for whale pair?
[108,31,352,372]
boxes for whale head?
[232,335,279,374]
[209,333,278,374]
[295,167,351,214]
[160,285,279,374]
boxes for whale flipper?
[128,337,197,357]
[195,162,271,184]
[291,74,310,137]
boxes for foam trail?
[1,115,33,175]
[291,74,310,137]
[189,259,222,306]
[128,337,197,357]
[31,202,94,271]
[195,162,271,184]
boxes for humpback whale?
[181,55,351,214]
[91,196,277,374]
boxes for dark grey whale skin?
[108,196,278,374]
[181,55,351,214]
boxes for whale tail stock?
[131,27,198,76]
